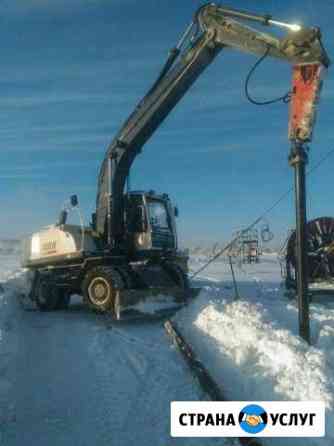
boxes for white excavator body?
[22,225,98,268]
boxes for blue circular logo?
[239,404,268,434]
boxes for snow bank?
[175,256,334,446]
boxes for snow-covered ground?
[1,249,333,445]
[174,253,334,446]
[0,251,236,446]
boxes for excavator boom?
[95,3,329,248]
[198,4,329,65]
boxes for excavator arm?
[95,3,329,248]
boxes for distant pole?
[228,255,240,300]
[289,142,310,344]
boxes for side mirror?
[174,206,179,217]
[70,195,78,207]
[91,212,97,231]
[58,210,68,226]
[137,205,147,232]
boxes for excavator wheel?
[114,265,134,289]
[162,262,189,302]
[55,290,71,310]
[82,266,124,315]
[35,278,60,311]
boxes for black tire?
[163,262,189,303]
[35,279,60,311]
[285,276,296,291]
[55,290,71,310]
[114,265,133,289]
[164,262,189,288]
[82,266,124,315]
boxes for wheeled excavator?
[22,4,329,318]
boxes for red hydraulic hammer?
[289,63,325,143]
[288,62,327,343]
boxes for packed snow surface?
[1,247,333,446]
[0,250,236,446]
[174,253,334,446]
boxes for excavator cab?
[125,191,177,257]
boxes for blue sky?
[0,0,333,247]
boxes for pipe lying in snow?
[164,320,263,446]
